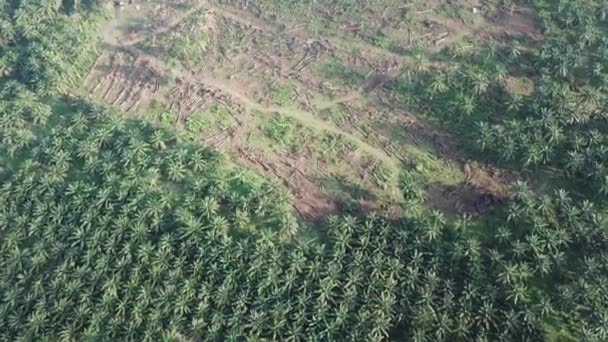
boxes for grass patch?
[263,114,309,151]
[318,133,356,163]
[186,104,234,134]
[318,58,365,87]
[144,100,178,127]
[406,146,463,185]
[270,82,298,106]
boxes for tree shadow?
[426,181,508,217]
[316,175,378,202]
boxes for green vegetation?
[319,133,355,163]
[145,100,179,127]
[144,10,211,69]
[1,0,608,341]
[0,0,104,95]
[318,58,365,87]
[263,114,304,149]
[186,105,234,134]
[388,0,608,202]
[1,104,606,339]
[270,82,298,106]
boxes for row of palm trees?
[1,93,607,340]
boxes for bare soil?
[427,183,496,216]
[464,161,513,199]
[233,146,339,223]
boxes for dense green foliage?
[1,103,607,340]
[0,0,607,341]
[0,0,103,95]
[0,94,606,341]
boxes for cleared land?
[82,0,535,222]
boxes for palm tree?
[421,211,445,242]
[477,122,496,151]
[130,137,151,160]
[429,73,448,95]
[0,18,15,46]
[206,215,229,236]
[199,196,220,219]
[512,181,531,202]
[506,283,529,305]
[189,149,208,173]
[471,71,490,96]
[150,130,168,151]
[181,213,205,240]
[413,52,429,73]
[457,93,477,117]
[498,262,519,286]
[508,40,522,61]
[166,160,187,182]
[29,103,50,126]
